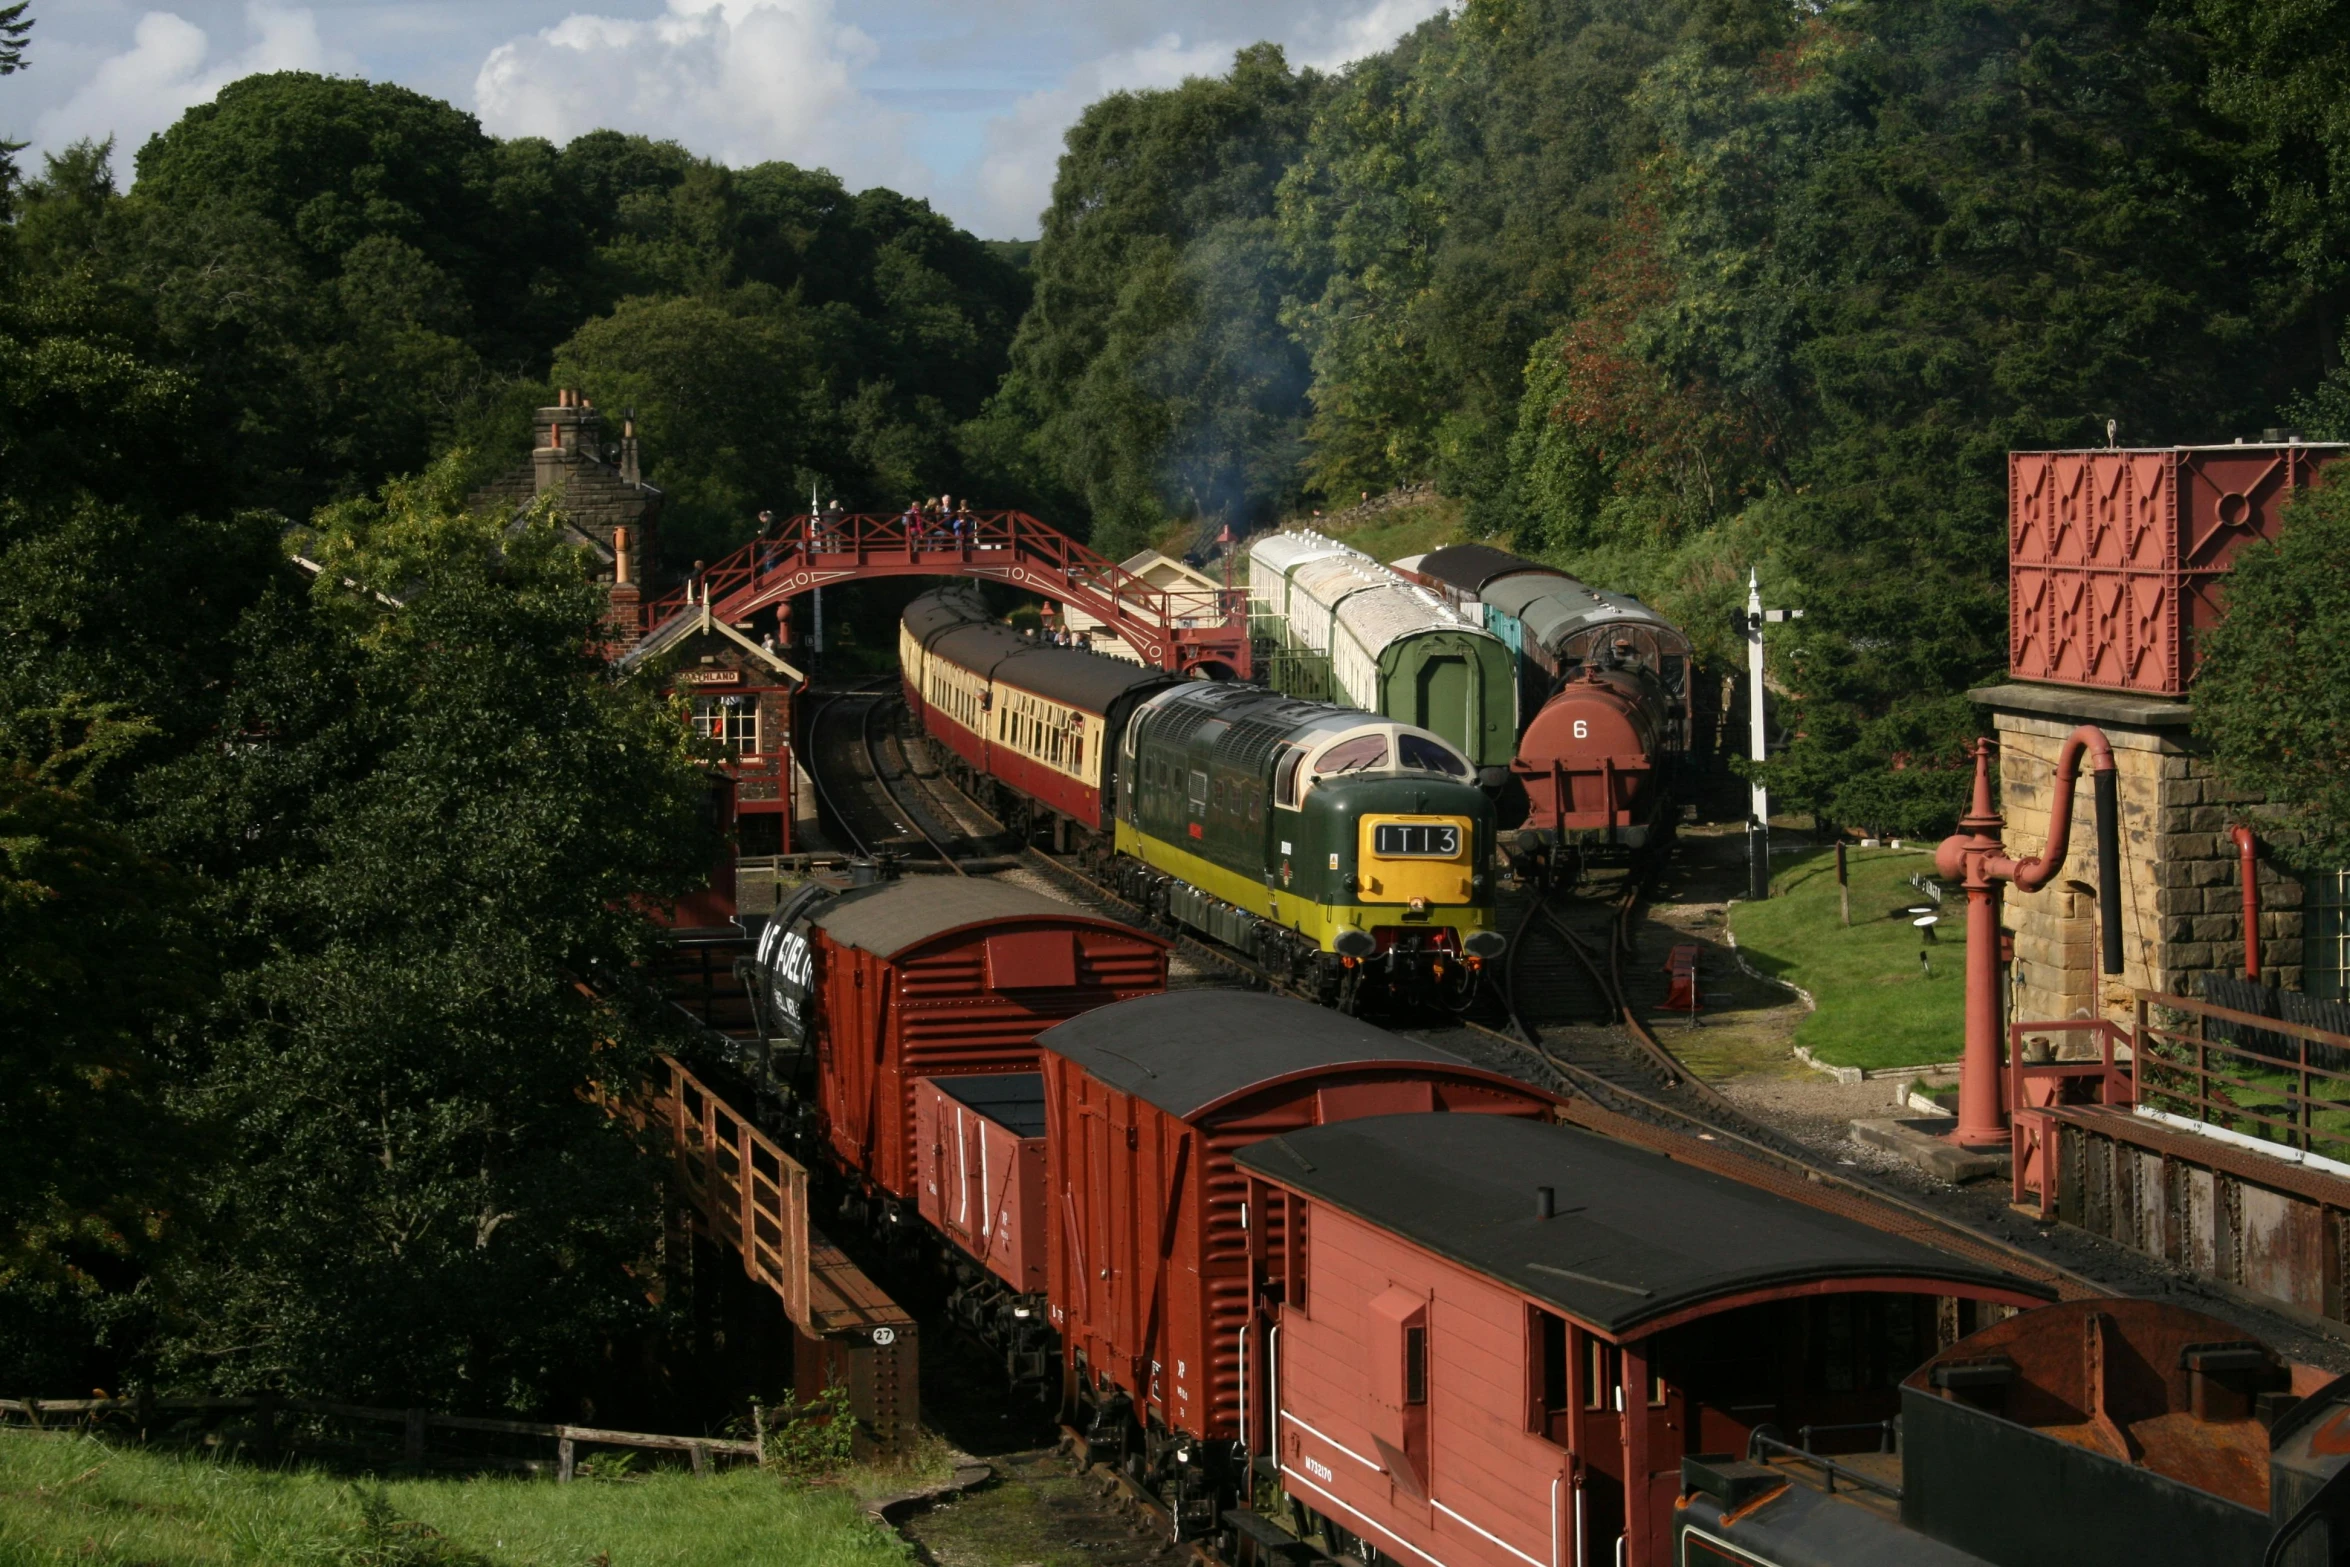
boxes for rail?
[650,1053,813,1328]
[0,1394,762,1478]
[635,510,1249,675]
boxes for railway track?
[798,695,2129,1306]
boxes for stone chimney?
[532,388,608,495]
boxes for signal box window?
[691,696,758,753]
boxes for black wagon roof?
[932,1072,1047,1139]
[1034,992,1521,1119]
[1413,544,1565,596]
[815,877,1150,958]
[1235,1114,2035,1335]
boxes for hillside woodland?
[9,0,2350,1406]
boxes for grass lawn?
[1316,495,1470,565]
[1728,844,1966,1071]
[0,1430,914,1567]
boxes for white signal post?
[1743,570,1802,901]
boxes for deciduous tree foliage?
[18,76,1030,562]
[137,462,717,1405]
[2195,485,2350,869]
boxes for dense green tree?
[2196,484,2350,868]
[1002,43,1320,556]
[553,289,830,563]
[140,460,715,1406]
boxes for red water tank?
[2009,443,2345,695]
[1512,667,1663,842]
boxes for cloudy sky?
[13,0,1446,238]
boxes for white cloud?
[35,4,349,176]
[1291,0,1450,71]
[964,31,1231,239]
[474,0,922,195]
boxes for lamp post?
[1740,572,1802,902]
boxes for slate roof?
[1235,1113,2034,1335]
[1033,992,1503,1119]
[814,877,1136,958]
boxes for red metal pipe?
[2231,824,2259,981]
[1935,726,2119,1149]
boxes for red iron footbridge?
[632,510,1249,677]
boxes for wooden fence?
[0,1394,765,1480]
[651,1054,814,1328]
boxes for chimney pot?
[1535,1185,1555,1220]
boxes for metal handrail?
[1747,1428,1903,1500]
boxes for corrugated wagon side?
[808,878,1169,1201]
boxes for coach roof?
[1236,1113,2036,1335]
[1034,992,1536,1119]
[1413,544,1565,596]
[814,877,1151,959]
[905,593,1177,715]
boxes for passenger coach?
[899,584,1180,846]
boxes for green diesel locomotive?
[1111,680,1505,1011]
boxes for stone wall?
[1982,684,2302,1025]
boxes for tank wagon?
[1397,543,1700,854]
[1245,532,1516,783]
[900,589,1505,1011]
[1672,1298,2350,1567]
[1227,1112,2049,1567]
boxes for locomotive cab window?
[1397,734,1468,778]
[1188,771,1209,810]
[1313,734,1388,778]
[1274,746,1306,809]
